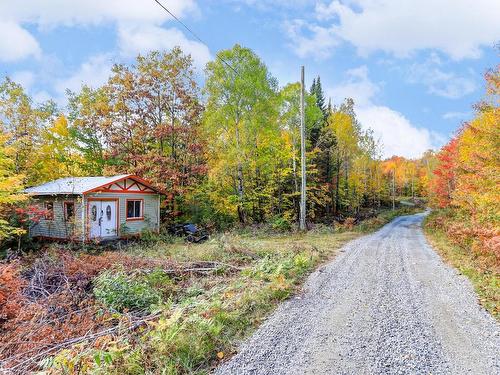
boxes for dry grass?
[1,207,420,374]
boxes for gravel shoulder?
[215,212,500,375]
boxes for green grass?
[423,211,499,320]
[47,207,422,374]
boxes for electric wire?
[152,0,240,76]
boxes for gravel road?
[215,212,499,375]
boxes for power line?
[152,0,240,76]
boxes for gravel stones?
[215,213,499,375]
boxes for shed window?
[91,205,97,221]
[45,202,54,220]
[126,200,143,220]
[64,202,75,221]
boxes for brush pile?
[0,248,239,374]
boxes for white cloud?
[0,0,202,63]
[407,55,477,99]
[356,106,441,158]
[0,21,41,62]
[327,66,443,158]
[284,19,340,59]
[54,54,114,95]
[10,70,35,89]
[0,1,198,29]
[236,0,312,9]
[287,0,500,60]
[117,25,211,70]
[442,111,472,120]
[32,90,52,104]
[328,66,378,107]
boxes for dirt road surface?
[216,212,499,375]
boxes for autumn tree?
[430,138,459,208]
[0,79,57,185]
[428,65,499,258]
[33,115,84,181]
[278,83,323,221]
[68,48,206,217]
[67,86,111,175]
[0,132,26,246]
[204,44,284,223]
[453,67,500,223]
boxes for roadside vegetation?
[424,211,499,319]
[0,206,420,374]
[424,67,499,319]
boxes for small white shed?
[24,174,163,241]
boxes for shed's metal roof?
[24,175,130,195]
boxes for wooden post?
[300,66,306,230]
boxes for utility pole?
[300,66,306,230]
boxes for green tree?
[279,82,324,221]
[204,44,283,223]
[0,132,26,246]
[309,76,328,147]
[67,86,111,175]
[35,115,84,181]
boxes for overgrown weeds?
[0,207,418,374]
[424,210,499,319]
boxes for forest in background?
[0,44,437,250]
[0,44,498,373]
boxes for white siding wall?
[85,192,160,237]
[29,193,160,240]
[30,196,84,240]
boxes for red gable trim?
[82,175,166,195]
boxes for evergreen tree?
[310,78,317,97]
[308,76,328,147]
[314,76,326,115]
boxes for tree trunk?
[235,123,245,223]
[334,160,340,214]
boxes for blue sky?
[1,0,499,158]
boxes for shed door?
[88,201,118,239]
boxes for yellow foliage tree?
[0,133,26,244]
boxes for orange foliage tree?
[431,138,459,208]
[429,65,499,258]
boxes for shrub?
[93,269,164,313]
[140,228,176,244]
[270,215,292,232]
[0,262,25,322]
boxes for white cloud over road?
[327,66,444,158]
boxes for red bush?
[0,263,26,322]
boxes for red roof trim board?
[82,175,165,195]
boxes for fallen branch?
[136,260,246,276]
[1,312,161,374]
